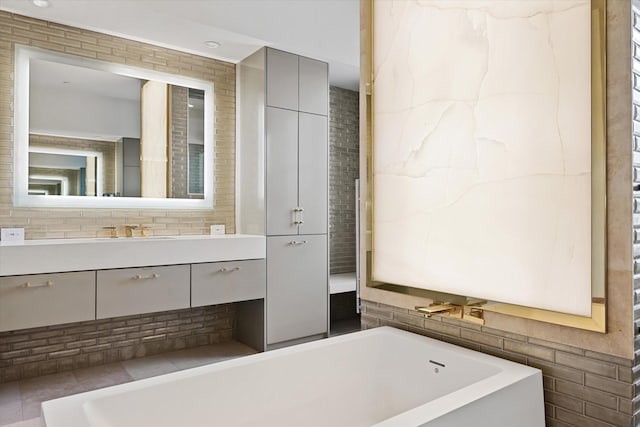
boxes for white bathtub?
[42,327,544,427]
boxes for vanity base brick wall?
[0,304,236,383]
[361,301,635,427]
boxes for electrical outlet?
[1,227,25,242]
[210,224,225,235]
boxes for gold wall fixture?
[415,303,485,325]
[360,0,607,332]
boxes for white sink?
[0,234,265,276]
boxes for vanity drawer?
[97,265,190,319]
[0,271,95,332]
[191,259,265,307]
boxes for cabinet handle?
[218,267,241,272]
[293,207,305,225]
[133,273,160,280]
[18,281,54,289]
[289,240,308,245]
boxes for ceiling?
[0,0,360,91]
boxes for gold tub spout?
[416,302,486,325]
[415,303,460,318]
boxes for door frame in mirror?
[14,45,215,209]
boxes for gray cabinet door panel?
[298,113,328,235]
[299,57,328,115]
[266,107,299,236]
[192,259,266,307]
[267,235,327,344]
[266,49,298,111]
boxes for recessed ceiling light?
[31,0,51,8]
[204,41,221,49]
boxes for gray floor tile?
[72,363,132,391]
[0,381,21,405]
[0,401,23,426]
[18,371,84,421]
[121,355,177,380]
[3,417,43,427]
[20,402,41,421]
[166,342,257,370]
[19,372,82,405]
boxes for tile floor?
[0,341,258,427]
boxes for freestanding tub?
[42,327,544,427]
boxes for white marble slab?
[0,234,265,276]
[372,0,592,316]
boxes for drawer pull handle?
[133,273,160,280]
[219,267,241,272]
[289,240,308,245]
[19,281,54,289]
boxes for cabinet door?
[191,259,266,307]
[0,271,95,332]
[97,265,190,319]
[298,113,328,235]
[266,49,298,111]
[267,235,327,345]
[298,57,328,116]
[266,107,299,236]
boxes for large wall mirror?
[14,45,214,209]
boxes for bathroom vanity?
[0,235,267,350]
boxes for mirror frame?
[14,45,215,209]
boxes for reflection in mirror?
[29,146,102,196]
[14,45,214,209]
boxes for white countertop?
[0,234,266,276]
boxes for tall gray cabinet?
[237,48,329,349]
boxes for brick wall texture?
[0,304,235,383]
[632,6,640,427]
[329,86,359,274]
[0,11,236,238]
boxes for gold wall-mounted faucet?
[139,225,150,237]
[102,226,118,238]
[416,301,485,325]
[124,225,138,237]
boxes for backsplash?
[329,86,359,274]
[0,11,235,239]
